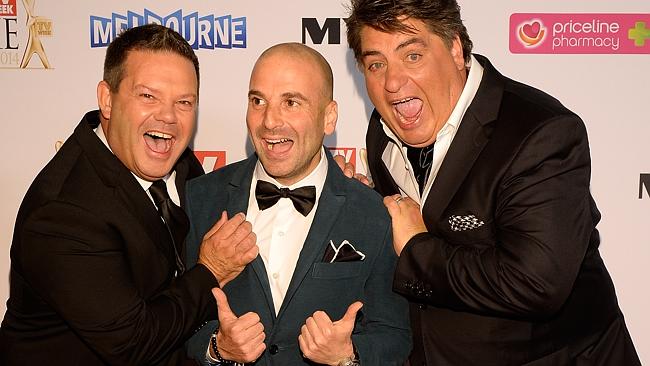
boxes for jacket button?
[269,344,279,354]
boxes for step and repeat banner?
[1,0,649,361]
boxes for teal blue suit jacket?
[185,151,411,365]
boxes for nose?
[262,103,283,131]
[383,64,408,94]
[155,101,177,124]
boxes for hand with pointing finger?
[211,287,266,363]
[298,301,363,365]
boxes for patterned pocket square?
[322,240,366,263]
[448,214,485,232]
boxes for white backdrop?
[1,1,648,362]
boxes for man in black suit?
[184,43,411,366]
[345,0,641,365]
[0,24,257,365]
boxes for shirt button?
[269,344,279,354]
[272,273,279,279]
[278,231,285,236]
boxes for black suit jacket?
[366,55,640,366]
[0,110,218,365]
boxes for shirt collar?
[380,54,484,147]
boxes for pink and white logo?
[517,19,546,47]
[510,13,650,54]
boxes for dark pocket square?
[322,240,366,263]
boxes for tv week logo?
[194,151,226,173]
[0,0,16,17]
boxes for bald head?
[246,42,339,186]
[254,43,334,101]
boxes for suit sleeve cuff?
[393,232,462,307]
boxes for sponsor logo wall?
[1,1,648,362]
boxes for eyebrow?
[248,90,309,102]
[361,36,427,59]
[281,91,308,101]
[134,84,197,99]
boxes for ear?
[450,35,466,71]
[97,80,113,120]
[323,100,338,136]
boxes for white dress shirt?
[246,148,327,315]
[94,125,179,205]
[379,54,484,207]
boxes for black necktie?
[255,180,316,216]
[149,179,187,275]
[406,143,435,195]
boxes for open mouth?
[264,138,293,152]
[392,97,423,125]
[144,131,173,154]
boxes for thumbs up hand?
[211,288,266,363]
[298,301,363,365]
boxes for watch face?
[340,359,360,366]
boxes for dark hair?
[345,0,473,65]
[103,24,199,91]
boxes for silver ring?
[395,196,404,204]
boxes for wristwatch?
[210,329,244,366]
[338,356,360,366]
[337,345,360,366]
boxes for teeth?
[265,138,290,144]
[146,131,172,139]
[393,97,414,105]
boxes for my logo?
[302,18,342,45]
[639,174,650,199]
[194,151,226,173]
[628,21,650,47]
[518,19,546,47]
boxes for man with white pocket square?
[184,42,411,366]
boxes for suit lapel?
[226,156,276,317]
[74,111,176,268]
[422,54,504,227]
[277,153,346,318]
[422,113,491,227]
[367,109,401,196]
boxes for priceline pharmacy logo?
[510,13,650,54]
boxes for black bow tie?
[255,180,316,216]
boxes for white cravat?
[246,148,327,315]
